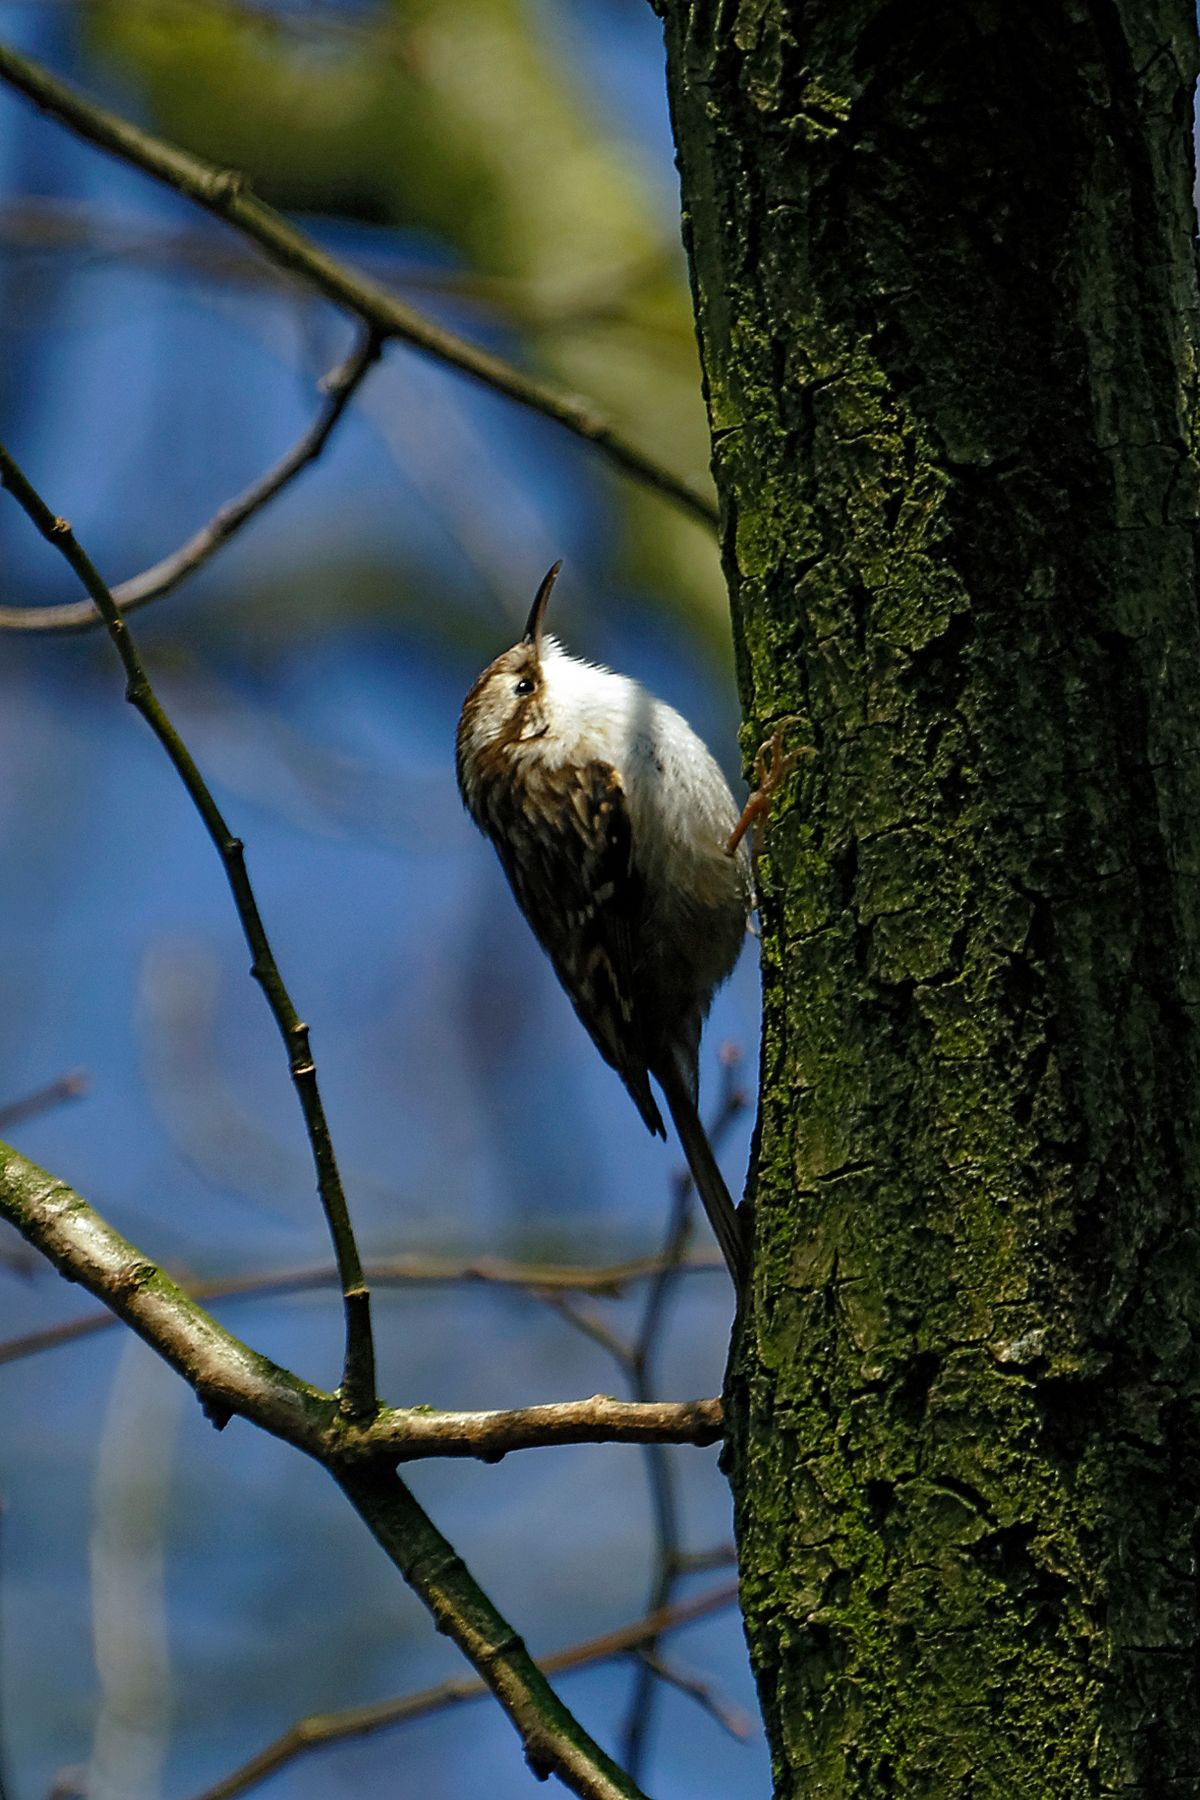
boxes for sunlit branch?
[0,40,719,531]
[184,1580,739,1800]
[0,1141,699,1799]
[0,330,381,633]
[0,434,377,1420]
[331,1467,648,1800]
[374,1394,722,1462]
[0,1140,724,1463]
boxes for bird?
[456,561,783,1292]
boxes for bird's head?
[456,561,563,777]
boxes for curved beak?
[522,560,563,651]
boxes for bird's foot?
[725,718,814,858]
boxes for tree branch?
[0,328,382,633]
[621,1048,747,1775]
[372,1394,722,1462]
[0,434,377,1419]
[0,1140,683,1800]
[0,1247,724,1368]
[635,1648,755,1742]
[0,1140,723,1464]
[544,1291,637,1369]
[0,40,718,530]
[0,1141,332,1446]
[336,1467,648,1799]
[0,1071,87,1132]
[185,1581,739,1800]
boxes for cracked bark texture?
[662,3,1200,1794]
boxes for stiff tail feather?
[657,1059,748,1291]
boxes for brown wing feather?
[480,757,664,1138]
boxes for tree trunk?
[662,3,1200,1793]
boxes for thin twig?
[621,1172,694,1776]
[635,1648,755,1742]
[184,1580,739,1800]
[672,1542,738,1574]
[621,1047,748,1777]
[529,1056,749,1778]
[0,41,718,531]
[0,1248,724,1368]
[0,1070,87,1132]
[0,330,382,633]
[0,436,377,1420]
[0,194,680,332]
[543,1292,637,1370]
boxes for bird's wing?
[487,757,664,1138]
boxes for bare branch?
[0,1143,674,1800]
[360,1246,725,1292]
[622,1047,748,1774]
[372,1394,722,1463]
[185,1581,739,1800]
[0,1140,723,1466]
[0,434,377,1419]
[336,1466,648,1799]
[635,1648,755,1742]
[0,1248,725,1368]
[0,1071,87,1132]
[0,195,680,332]
[544,1291,637,1370]
[0,330,381,633]
[0,1142,333,1447]
[672,1541,738,1575]
[0,41,718,531]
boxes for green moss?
[666,0,1200,1792]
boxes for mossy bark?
[662,4,1200,1794]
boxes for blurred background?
[0,3,765,1796]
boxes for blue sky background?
[0,5,768,1797]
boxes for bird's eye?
[514,677,535,697]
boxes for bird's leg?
[726,718,814,859]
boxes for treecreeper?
[456,562,801,1290]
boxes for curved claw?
[726,717,815,859]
